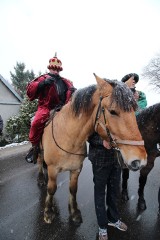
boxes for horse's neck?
[58,105,94,143]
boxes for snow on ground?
[0,141,29,150]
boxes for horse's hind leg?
[69,169,82,224]
[37,152,47,186]
[121,168,130,201]
[44,166,58,223]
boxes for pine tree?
[5,95,38,142]
[10,62,36,98]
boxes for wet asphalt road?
[0,143,160,240]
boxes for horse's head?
[93,74,147,171]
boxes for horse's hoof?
[70,211,83,225]
[37,179,47,187]
[121,190,129,202]
[138,198,147,210]
[37,173,47,187]
[44,209,55,224]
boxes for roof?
[0,74,23,102]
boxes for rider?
[25,53,76,163]
[121,73,147,115]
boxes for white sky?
[0,0,160,106]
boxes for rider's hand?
[103,140,111,149]
[44,77,55,85]
[134,91,139,101]
[38,77,55,91]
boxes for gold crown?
[47,52,63,71]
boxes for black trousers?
[158,187,160,209]
[92,163,121,229]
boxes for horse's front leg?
[69,169,82,224]
[138,156,155,210]
[44,166,58,223]
[121,168,130,201]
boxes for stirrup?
[25,147,34,163]
[25,145,39,164]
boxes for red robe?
[26,74,75,145]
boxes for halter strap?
[94,96,144,148]
[116,139,144,146]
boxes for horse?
[121,103,160,210]
[37,74,147,224]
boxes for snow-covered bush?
[5,96,38,143]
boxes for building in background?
[0,74,22,132]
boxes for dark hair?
[121,73,139,83]
[130,87,136,93]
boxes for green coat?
[135,91,147,115]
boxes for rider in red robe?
[26,53,76,163]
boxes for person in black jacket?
[0,115,3,135]
[158,187,160,215]
[88,132,127,240]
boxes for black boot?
[25,145,39,164]
[25,147,34,163]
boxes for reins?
[94,96,144,150]
[51,111,87,157]
[115,149,128,169]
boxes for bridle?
[94,96,144,150]
[51,96,144,158]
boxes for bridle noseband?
[94,96,144,150]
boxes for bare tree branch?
[142,53,160,93]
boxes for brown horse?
[37,74,147,224]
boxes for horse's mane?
[107,79,137,111]
[137,103,160,126]
[71,85,97,116]
[71,80,137,116]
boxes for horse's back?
[137,103,160,152]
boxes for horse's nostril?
[130,160,140,171]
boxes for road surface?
[0,143,160,240]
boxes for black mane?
[71,85,97,116]
[71,80,137,116]
[136,102,160,151]
[106,79,137,112]
[137,103,160,128]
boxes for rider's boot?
[25,144,39,164]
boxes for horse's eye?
[109,110,117,116]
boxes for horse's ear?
[125,76,134,88]
[93,73,113,95]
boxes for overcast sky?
[0,0,160,106]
